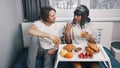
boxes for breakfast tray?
[54,44,112,68]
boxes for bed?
[13,23,120,68]
[13,47,120,68]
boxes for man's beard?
[51,20,55,23]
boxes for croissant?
[85,43,100,54]
[63,44,76,52]
[87,43,99,52]
[85,46,95,54]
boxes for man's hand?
[47,48,56,55]
[48,35,61,48]
[48,35,57,41]
[53,37,61,48]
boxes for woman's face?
[74,15,82,23]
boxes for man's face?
[47,10,56,23]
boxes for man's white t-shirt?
[33,21,62,49]
[70,22,97,44]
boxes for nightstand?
[111,42,120,63]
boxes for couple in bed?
[27,5,99,68]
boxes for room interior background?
[0,0,120,68]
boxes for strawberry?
[85,52,89,58]
[89,52,93,58]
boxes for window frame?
[53,0,120,22]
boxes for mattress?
[13,47,120,68]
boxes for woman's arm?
[82,23,96,43]
[87,35,96,43]
[65,32,72,44]
[81,32,96,43]
[64,23,73,44]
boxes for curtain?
[22,0,50,22]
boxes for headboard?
[21,22,113,49]
[21,23,32,48]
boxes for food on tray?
[63,44,76,52]
[85,52,90,58]
[78,52,93,58]
[60,49,73,58]
[74,47,82,52]
[85,46,95,54]
[89,52,93,58]
[87,43,99,52]
[60,49,68,57]
[78,52,85,58]
[85,43,100,54]
[64,52,73,58]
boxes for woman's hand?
[81,31,96,43]
[64,23,73,44]
[64,23,73,35]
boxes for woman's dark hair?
[73,5,90,28]
[40,6,56,22]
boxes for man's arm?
[54,37,62,48]
[28,24,51,38]
[28,24,61,43]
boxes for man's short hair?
[41,7,56,22]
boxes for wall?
[112,22,120,42]
[93,22,113,49]
[0,0,23,68]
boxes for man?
[27,6,62,68]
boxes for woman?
[64,5,99,68]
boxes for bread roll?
[63,44,76,52]
[85,46,95,54]
[87,43,99,52]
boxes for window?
[89,0,120,21]
[50,0,81,9]
[90,0,120,9]
[49,0,120,22]
[49,0,85,21]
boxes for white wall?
[0,0,23,68]
[112,22,120,42]
[93,22,113,49]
